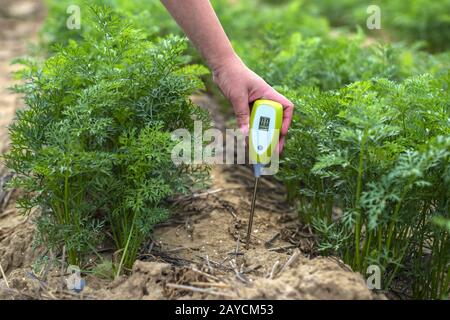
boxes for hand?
[212,56,294,152]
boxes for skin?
[160,0,294,152]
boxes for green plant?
[41,0,179,53]
[5,7,209,271]
[89,259,116,281]
[280,75,449,298]
[241,29,450,91]
[41,0,330,59]
[212,0,329,43]
[434,217,450,232]
[41,0,103,49]
[302,0,450,52]
[368,136,449,299]
[380,0,450,52]
[246,31,403,90]
[303,0,366,27]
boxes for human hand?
[212,56,294,152]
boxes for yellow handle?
[249,99,283,165]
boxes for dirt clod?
[237,257,378,300]
[0,222,36,274]
[90,261,172,300]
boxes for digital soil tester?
[246,99,283,249]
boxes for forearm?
[161,0,294,141]
[160,0,240,71]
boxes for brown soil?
[0,0,44,287]
[0,0,382,300]
[89,256,376,300]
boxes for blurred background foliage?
[42,0,450,53]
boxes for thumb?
[231,95,250,136]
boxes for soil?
[0,0,45,289]
[0,0,383,300]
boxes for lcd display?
[258,116,270,131]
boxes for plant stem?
[354,130,368,270]
[116,213,136,278]
[386,187,408,253]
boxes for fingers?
[281,102,294,137]
[262,88,294,136]
[231,95,250,136]
[276,136,285,154]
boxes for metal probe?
[245,99,283,250]
[245,175,259,249]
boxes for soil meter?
[246,99,283,249]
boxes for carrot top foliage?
[5,7,209,271]
[240,29,450,91]
[279,75,449,298]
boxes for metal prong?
[245,177,259,249]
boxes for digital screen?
[258,116,270,131]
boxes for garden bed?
[0,10,377,296]
[0,164,380,300]
[2,0,447,300]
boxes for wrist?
[210,53,245,81]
